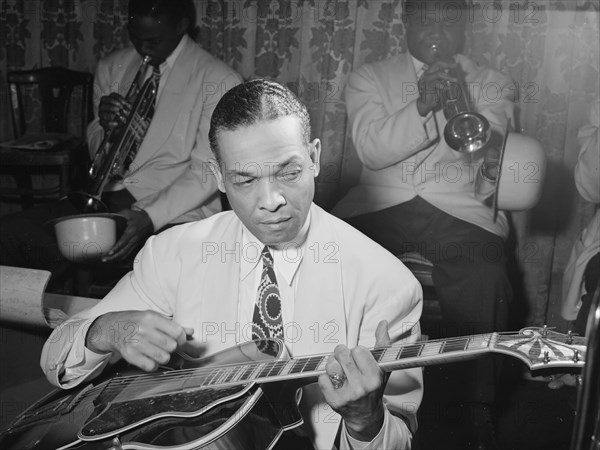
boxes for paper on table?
[0,266,100,329]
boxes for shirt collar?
[411,54,426,78]
[159,34,186,74]
[240,211,311,286]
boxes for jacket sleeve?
[339,236,424,449]
[575,101,600,203]
[41,230,182,388]
[345,62,439,171]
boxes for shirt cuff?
[340,408,411,450]
[60,318,113,384]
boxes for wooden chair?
[1,67,93,209]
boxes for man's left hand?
[102,208,154,262]
[318,320,391,442]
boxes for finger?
[123,351,161,372]
[375,320,391,348]
[334,345,362,380]
[325,353,344,377]
[184,327,195,339]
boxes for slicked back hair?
[209,79,311,162]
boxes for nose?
[258,179,286,211]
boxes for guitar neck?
[256,333,495,385]
[108,328,586,404]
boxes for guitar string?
[97,334,503,395]
[99,331,582,395]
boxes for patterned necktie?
[252,246,284,342]
[122,65,160,174]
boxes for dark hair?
[128,0,198,38]
[402,0,469,20]
[209,79,311,161]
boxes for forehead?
[218,116,307,166]
[128,15,174,36]
[404,0,467,17]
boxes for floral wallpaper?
[0,0,598,328]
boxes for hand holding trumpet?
[416,59,459,117]
[99,92,133,135]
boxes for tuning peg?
[567,330,573,345]
[542,325,548,337]
[543,351,550,364]
[572,350,580,363]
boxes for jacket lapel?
[133,36,193,168]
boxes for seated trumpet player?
[0,0,242,290]
[331,0,516,448]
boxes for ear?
[175,17,190,36]
[308,138,321,178]
[208,159,226,193]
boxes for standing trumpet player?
[332,1,516,448]
[0,0,242,289]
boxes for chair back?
[7,67,93,138]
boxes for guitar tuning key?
[572,350,580,363]
[566,330,573,345]
[541,325,548,337]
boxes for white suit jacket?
[41,204,423,449]
[562,101,600,321]
[87,35,242,230]
[332,52,515,238]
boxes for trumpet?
[68,56,155,212]
[431,44,491,153]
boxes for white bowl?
[50,213,126,263]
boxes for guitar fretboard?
[109,334,495,403]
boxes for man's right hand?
[99,92,132,133]
[85,310,194,372]
[416,60,458,117]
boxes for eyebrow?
[225,155,303,177]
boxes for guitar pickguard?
[80,383,252,440]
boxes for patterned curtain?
[1,0,598,328]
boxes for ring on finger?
[329,372,346,389]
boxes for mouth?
[262,217,291,226]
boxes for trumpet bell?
[67,191,108,214]
[444,111,491,153]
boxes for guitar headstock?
[491,327,586,372]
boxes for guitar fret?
[397,343,422,359]
[223,365,241,383]
[442,338,470,353]
[290,357,308,374]
[371,348,386,362]
[303,356,324,373]
[267,360,287,377]
[238,362,258,382]
[258,362,273,379]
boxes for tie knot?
[261,246,273,268]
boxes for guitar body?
[0,340,306,450]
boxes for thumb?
[375,320,391,347]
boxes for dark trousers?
[346,196,512,404]
[0,190,135,291]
